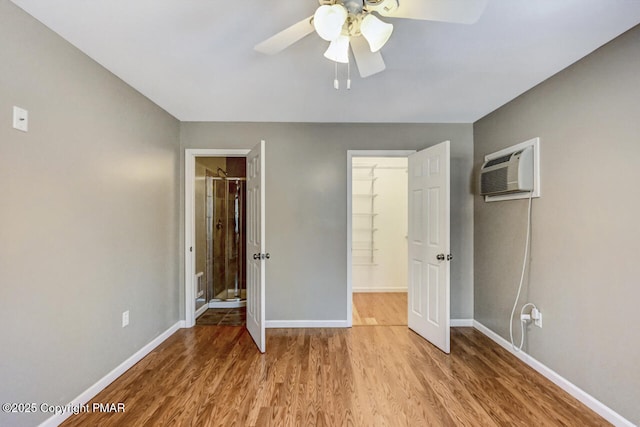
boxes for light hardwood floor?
[61,325,608,426]
[352,292,407,326]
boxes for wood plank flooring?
[61,326,608,426]
[352,292,407,326]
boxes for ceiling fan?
[254,0,488,80]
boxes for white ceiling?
[10,0,640,123]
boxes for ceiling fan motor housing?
[342,0,400,37]
[364,0,399,14]
[342,0,364,14]
[323,0,399,14]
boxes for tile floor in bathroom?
[196,307,246,326]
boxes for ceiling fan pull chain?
[347,59,351,90]
[334,61,339,90]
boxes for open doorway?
[185,143,267,353]
[347,150,414,327]
[348,143,452,353]
[193,156,247,325]
[184,149,249,328]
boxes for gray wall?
[0,2,180,426]
[180,122,474,322]
[474,25,640,424]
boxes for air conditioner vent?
[481,168,508,194]
[479,146,533,196]
[484,153,514,168]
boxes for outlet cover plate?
[122,310,129,327]
[13,106,28,132]
[534,312,542,328]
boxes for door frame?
[184,148,250,328]
[346,150,415,327]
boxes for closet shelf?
[351,161,378,266]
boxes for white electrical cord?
[510,191,534,352]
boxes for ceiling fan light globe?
[360,14,393,52]
[323,35,350,64]
[314,4,348,41]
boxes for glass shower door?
[209,178,246,301]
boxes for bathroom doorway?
[184,143,266,352]
[194,156,247,322]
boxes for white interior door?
[246,140,266,353]
[407,141,451,353]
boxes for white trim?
[483,137,541,202]
[450,319,474,327]
[346,150,415,327]
[195,302,209,318]
[184,148,250,328]
[473,321,634,427]
[353,287,408,293]
[265,320,349,328]
[208,299,247,309]
[186,148,250,157]
[38,321,184,427]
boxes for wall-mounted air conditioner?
[480,146,533,196]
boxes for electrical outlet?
[122,310,129,327]
[534,313,542,328]
[532,308,542,328]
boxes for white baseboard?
[267,319,473,328]
[450,319,474,327]
[353,288,408,293]
[473,321,634,427]
[39,320,185,427]
[265,320,349,328]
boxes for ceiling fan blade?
[350,36,386,78]
[379,0,487,24]
[254,16,315,55]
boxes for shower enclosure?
[206,173,246,307]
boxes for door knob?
[436,254,445,261]
[447,254,454,261]
[264,253,270,259]
[253,253,260,260]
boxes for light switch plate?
[13,106,28,132]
